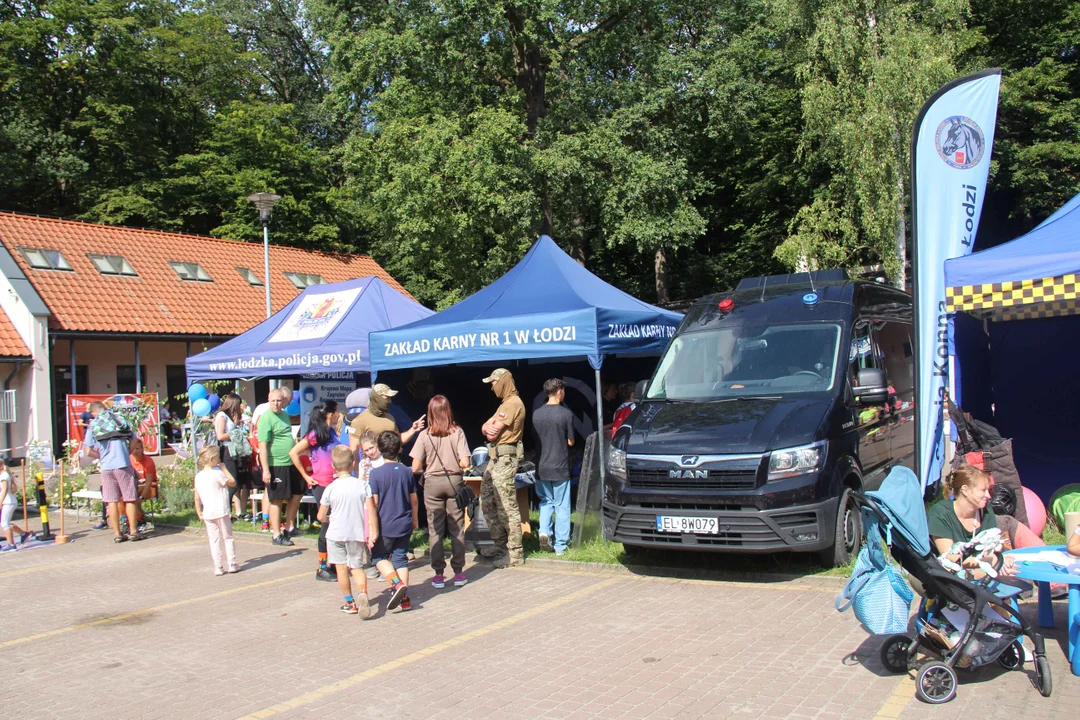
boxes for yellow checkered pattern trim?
[946,274,1080,320]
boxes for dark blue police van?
[603,270,915,566]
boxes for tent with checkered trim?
[943,190,1080,501]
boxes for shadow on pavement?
[240,548,305,570]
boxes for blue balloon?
[192,398,212,417]
[286,397,301,416]
[207,393,221,412]
[188,383,208,401]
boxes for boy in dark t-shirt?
[532,378,576,554]
[368,431,418,612]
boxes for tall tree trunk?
[505,8,547,140]
[655,246,669,304]
[895,173,908,290]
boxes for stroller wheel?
[997,641,1024,670]
[1034,655,1052,697]
[880,634,912,674]
[916,661,957,704]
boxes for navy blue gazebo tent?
[186,276,433,382]
[369,235,683,475]
[944,191,1080,501]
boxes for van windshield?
[646,323,842,401]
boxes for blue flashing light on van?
[602,270,915,567]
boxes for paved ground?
[1,514,1077,719]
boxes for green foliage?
[158,454,197,511]
[2,0,1077,303]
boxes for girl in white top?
[1,464,32,550]
[194,446,238,575]
[357,430,385,483]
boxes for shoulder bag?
[427,432,477,511]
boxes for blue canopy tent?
[369,235,683,476]
[186,276,434,382]
[944,191,1080,501]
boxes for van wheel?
[818,488,861,568]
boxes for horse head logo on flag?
[935,116,985,170]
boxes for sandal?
[114,535,128,543]
[129,532,145,542]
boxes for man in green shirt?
[258,388,301,546]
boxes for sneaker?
[227,565,240,573]
[260,521,271,532]
[477,546,502,558]
[365,566,380,579]
[285,527,300,539]
[241,513,253,522]
[357,594,371,620]
[315,567,335,582]
[555,549,566,557]
[214,568,225,576]
[0,545,16,553]
[91,520,108,531]
[452,573,468,587]
[340,601,358,615]
[271,534,294,547]
[539,534,553,553]
[431,575,446,589]
[311,520,322,530]
[387,583,408,610]
[19,532,33,545]
[119,517,130,535]
[138,521,154,534]
[399,595,412,611]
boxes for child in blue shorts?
[368,431,419,611]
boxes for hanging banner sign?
[66,393,161,457]
[912,69,1001,487]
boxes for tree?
[775,0,972,286]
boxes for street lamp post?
[247,192,282,319]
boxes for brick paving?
[1,515,1076,719]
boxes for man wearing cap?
[349,384,425,460]
[479,368,526,567]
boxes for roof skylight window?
[88,253,137,277]
[283,272,326,289]
[168,261,213,283]
[18,247,73,271]
[236,267,263,286]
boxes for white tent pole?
[595,366,605,480]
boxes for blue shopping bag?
[835,517,914,635]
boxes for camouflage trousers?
[481,454,522,559]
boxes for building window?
[283,272,326,289]
[18,247,73,271]
[116,365,147,394]
[168,261,213,282]
[88,253,138,277]
[236,267,263,286]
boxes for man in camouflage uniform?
[479,368,525,567]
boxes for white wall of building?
[0,271,51,454]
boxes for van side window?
[872,321,914,409]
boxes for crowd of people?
[63,368,584,616]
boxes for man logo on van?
[680,455,699,466]
[670,469,708,479]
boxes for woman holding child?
[411,395,471,589]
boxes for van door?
[848,322,891,481]
[873,320,916,471]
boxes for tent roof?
[945,191,1080,321]
[370,236,682,371]
[186,276,433,381]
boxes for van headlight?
[607,445,627,480]
[767,440,826,481]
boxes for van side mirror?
[853,368,888,405]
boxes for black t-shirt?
[533,404,574,481]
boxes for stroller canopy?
[866,466,932,557]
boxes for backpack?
[227,424,252,457]
[89,408,132,442]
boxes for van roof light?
[718,299,734,312]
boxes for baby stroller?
[851,467,1051,704]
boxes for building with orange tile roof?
[0,211,410,456]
